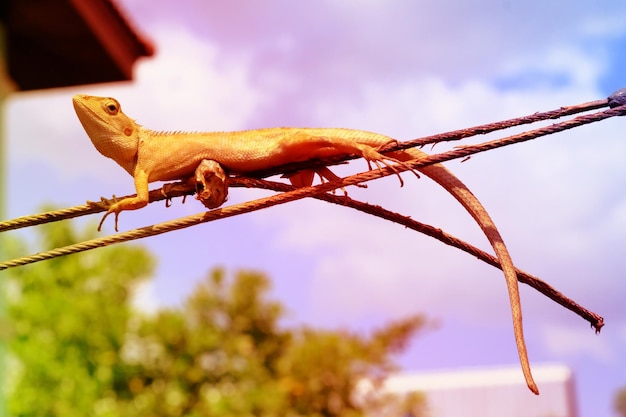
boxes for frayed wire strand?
[1,101,622,234]
[0,173,604,332]
[235,176,604,332]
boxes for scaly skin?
[72,94,538,394]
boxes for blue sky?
[4,1,626,416]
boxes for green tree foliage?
[4,220,426,416]
[119,269,292,416]
[4,219,154,417]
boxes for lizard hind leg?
[284,169,316,188]
[285,167,364,195]
[291,133,418,187]
[314,166,367,194]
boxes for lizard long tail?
[392,149,539,395]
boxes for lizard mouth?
[73,95,100,122]
[72,94,117,131]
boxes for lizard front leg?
[98,170,150,232]
[161,161,229,209]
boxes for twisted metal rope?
[2,97,615,234]
[1,98,622,331]
[2,102,623,270]
[239,177,605,332]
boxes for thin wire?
[1,103,620,330]
[248,99,614,178]
[0,173,604,330]
[2,103,624,269]
[236,177,605,331]
[1,100,620,234]
[399,98,608,148]
[0,188,189,233]
[0,180,343,270]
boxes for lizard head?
[72,95,140,174]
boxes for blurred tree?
[399,391,428,417]
[4,219,426,416]
[124,269,426,416]
[615,388,626,417]
[3,217,154,416]
[279,316,425,417]
[118,269,292,416]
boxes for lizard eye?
[103,100,120,115]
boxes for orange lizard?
[72,94,539,394]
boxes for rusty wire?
[0,97,618,234]
[1,97,624,330]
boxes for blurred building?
[364,364,578,417]
[0,0,153,92]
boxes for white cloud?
[128,24,265,132]
[6,92,90,168]
[260,186,510,326]
[253,54,622,325]
[540,322,614,362]
[8,0,625,331]
[496,44,607,88]
[7,8,626,417]
[7,24,265,186]
[580,14,626,38]
[7,4,623,416]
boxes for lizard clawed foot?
[315,167,358,195]
[97,199,124,232]
[87,195,117,211]
[360,147,420,187]
[87,195,123,232]
[368,159,404,187]
[365,157,420,187]
[391,158,421,181]
[162,179,195,207]
[97,209,121,232]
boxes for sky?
[4,1,626,416]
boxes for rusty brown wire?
[0,172,605,331]
[1,99,619,234]
[1,98,622,331]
